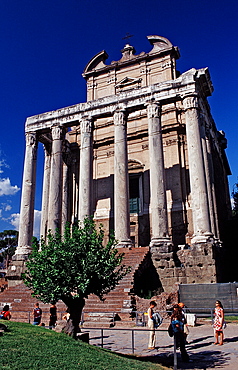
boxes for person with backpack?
[147,301,157,349]
[32,303,42,325]
[0,304,11,320]
[171,304,189,362]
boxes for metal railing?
[81,327,179,370]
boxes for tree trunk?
[62,296,85,339]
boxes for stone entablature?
[25,67,212,133]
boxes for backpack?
[152,312,163,328]
[168,323,174,337]
[34,308,42,318]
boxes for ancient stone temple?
[7,35,231,292]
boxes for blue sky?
[0,0,237,238]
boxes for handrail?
[81,326,178,370]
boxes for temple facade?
[8,36,231,290]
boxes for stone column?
[40,144,51,241]
[61,140,71,232]
[200,118,218,239]
[114,109,132,247]
[79,117,93,220]
[48,125,64,233]
[16,132,38,256]
[146,100,171,248]
[183,94,212,242]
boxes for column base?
[191,232,214,244]
[150,238,174,253]
[5,245,32,287]
[116,240,134,248]
[6,259,28,288]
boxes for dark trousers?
[175,332,189,362]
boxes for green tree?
[232,182,238,218]
[23,218,129,338]
[0,230,18,268]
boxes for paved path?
[82,321,238,369]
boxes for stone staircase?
[83,247,150,326]
[0,247,150,327]
[0,283,67,324]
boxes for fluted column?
[16,132,38,256]
[61,140,71,232]
[114,109,132,247]
[200,119,218,239]
[40,144,51,240]
[79,117,93,220]
[48,125,64,233]
[183,94,212,242]
[146,100,171,247]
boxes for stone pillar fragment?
[16,132,38,256]
[114,109,132,247]
[183,94,212,242]
[146,100,172,248]
[79,117,93,220]
[48,125,64,233]
[40,144,51,241]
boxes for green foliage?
[232,182,238,218]
[0,321,164,370]
[23,218,129,304]
[0,230,18,263]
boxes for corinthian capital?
[113,109,127,126]
[80,117,93,134]
[26,132,37,147]
[51,125,63,140]
[146,101,161,119]
[183,94,199,110]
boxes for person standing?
[213,300,224,345]
[49,303,57,329]
[171,305,189,362]
[32,303,42,325]
[147,300,157,349]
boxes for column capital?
[80,116,93,134]
[113,108,127,126]
[145,100,161,119]
[25,132,37,147]
[51,125,64,140]
[182,93,199,110]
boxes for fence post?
[101,329,104,348]
[131,329,135,354]
[28,311,30,324]
[173,335,177,370]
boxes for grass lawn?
[0,321,168,370]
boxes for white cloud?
[0,178,20,196]
[5,204,12,211]
[10,210,42,239]
[0,159,9,174]
[10,213,20,230]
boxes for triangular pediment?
[115,77,142,88]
